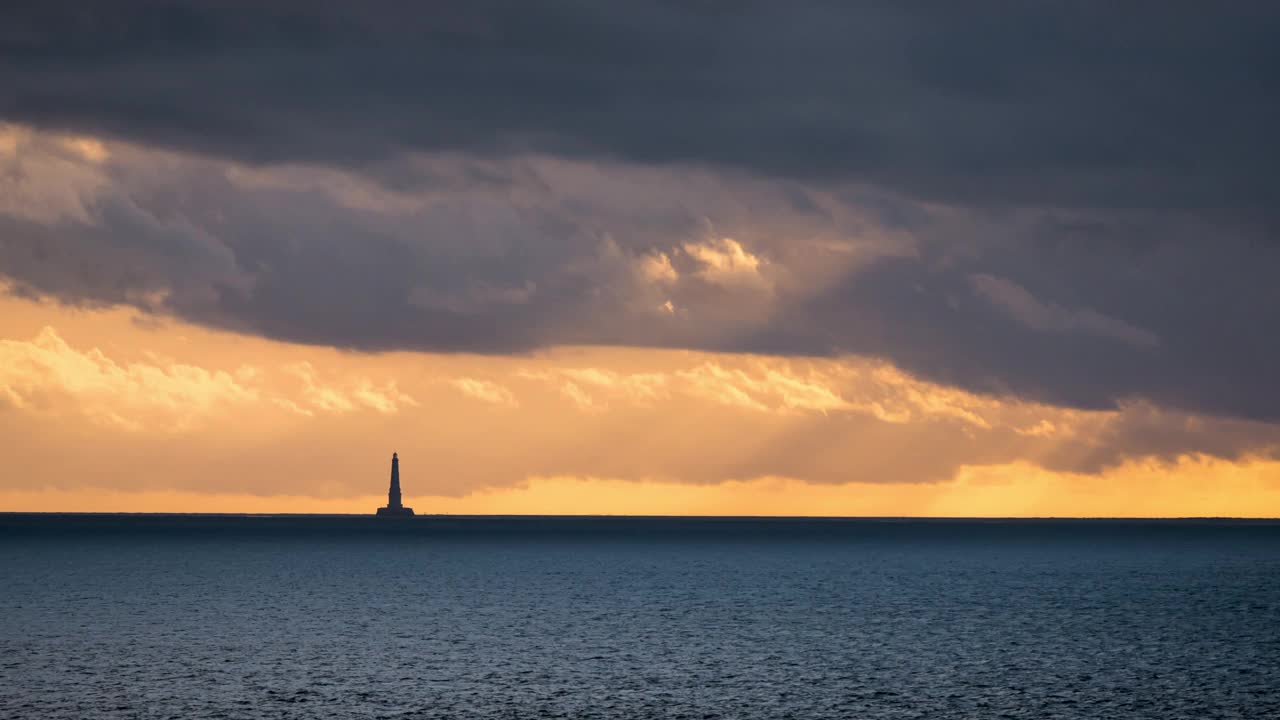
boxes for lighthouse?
[375,452,415,517]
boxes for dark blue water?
[2,515,1278,719]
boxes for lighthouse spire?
[376,452,415,517]
[387,452,402,509]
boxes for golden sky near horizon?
[3,291,1279,517]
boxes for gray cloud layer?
[2,1,1279,424]
[4,1,1278,214]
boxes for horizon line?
[2,511,1277,522]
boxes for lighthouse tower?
[376,452,415,517]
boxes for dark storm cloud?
[3,1,1278,214]
[766,224,1280,422]
[2,0,1280,429]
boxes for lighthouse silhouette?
[375,452,415,517]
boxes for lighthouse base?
[376,506,415,517]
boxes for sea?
[1,515,1278,719]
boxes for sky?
[2,1,1280,516]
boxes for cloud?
[0,326,258,430]
[677,363,840,414]
[0,125,110,224]
[970,274,1159,349]
[525,362,859,415]
[3,2,1275,216]
[0,125,895,356]
[3,124,1280,424]
[449,377,518,407]
[637,251,678,284]
[682,237,768,289]
[284,362,416,415]
[1,3,1279,424]
[0,325,419,431]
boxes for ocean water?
[1,515,1278,719]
